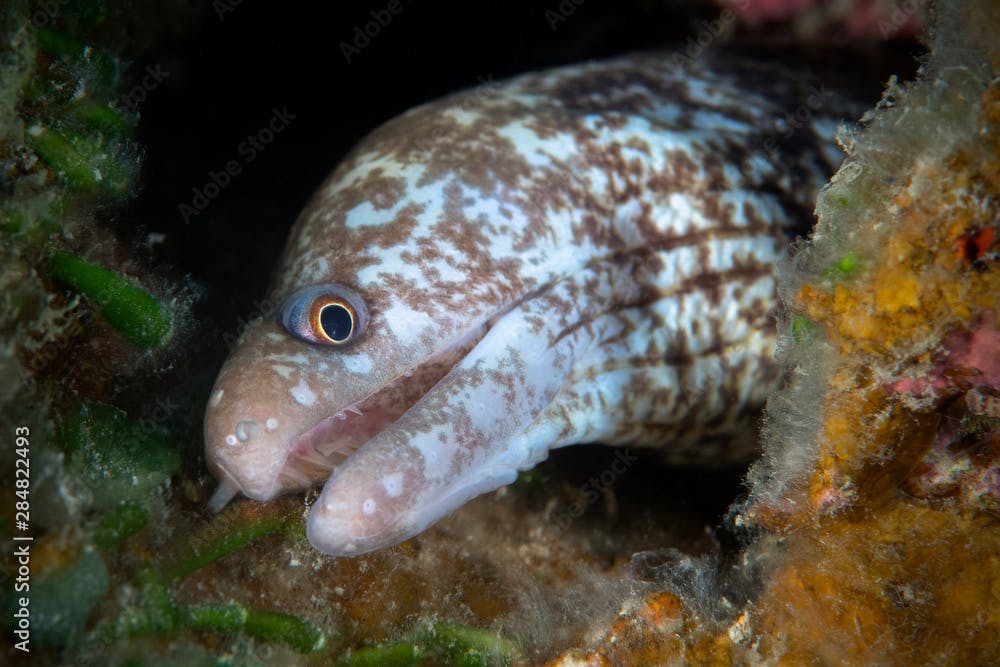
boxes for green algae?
[183,602,247,633]
[820,251,864,283]
[343,642,425,667]
[91,500,149,549]
[791,316,818,343]
[343,621,520,667]
[185,601,327,654]
[64,98,131,137]
[25,124,135,196]
[49,251,173,348]
[163,512,294,581]
[19,549,110,648]
[34,27,118,94]
[97,569,178,642]
[131,569,179,635]
[19,27,140,201]
[56,401,180,510]
[109,593,326,655]
[417,621,520,667]
[243,608,326,654]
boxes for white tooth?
[347,406,363,416]
[335,412,347,420]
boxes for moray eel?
[204,51,857,556]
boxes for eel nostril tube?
[235,420,257,442]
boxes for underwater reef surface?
[4,0,981,666]
[549,1,1000,665]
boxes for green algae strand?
[33,27,118,92]
[243,608,326,654]
[343,642,425,667]
[419,622,520,667]
[184,602,325,654]
[183,602,247,633]
[49,251,172,347]
[163,513,291,581]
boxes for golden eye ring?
[279,284,369,347]
[311,299,357,345]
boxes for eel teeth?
[206,479,240,513]
[294,444,337,470]
[335,412,347,420]
[347,406,363,416]
[280,465,317,488]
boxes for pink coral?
[718,0,925,39]
[890,311,1000,395]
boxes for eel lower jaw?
[279,402,400,489]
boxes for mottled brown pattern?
[207,49,865,555]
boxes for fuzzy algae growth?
[1,5,198,662]
[549,2,1000,665]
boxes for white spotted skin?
[204,51,860,555]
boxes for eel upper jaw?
[267,321,494,501]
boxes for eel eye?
[279,284,369,347]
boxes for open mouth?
[267,322,491,502]
[278,393,407,489]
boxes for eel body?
[204,51,855,556]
